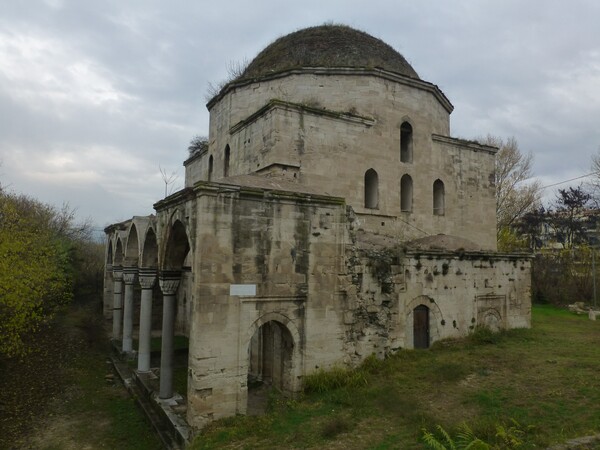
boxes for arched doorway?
[247,320,294,414]
[413,305,430,349]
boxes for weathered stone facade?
[103,25,531,434]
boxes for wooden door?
[413,305,430,349]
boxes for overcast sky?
[1,0,599,230]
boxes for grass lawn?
[190,305,600,449]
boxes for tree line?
[0,187,104,357]
[492,136,600,306]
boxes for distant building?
[104,25,531,433]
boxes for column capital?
[138,268,157,290]
[106,263,113,272]
[112,265,123,281]
[159,270,181,296]
[122,266,138,285]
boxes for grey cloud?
[1,0,599,226]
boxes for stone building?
[104,25,531,434]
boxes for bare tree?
[159,165,179,198]
[483,135,542,237]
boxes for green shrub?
[468,326,501,345]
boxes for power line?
[540,172,596,190]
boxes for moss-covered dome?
[239,25,419,81]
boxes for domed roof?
[238,25,419,81]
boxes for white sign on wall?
[229,284,257,296]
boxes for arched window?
[400,122,413,163]
[208,155,213,181]
[433,179,445,216]
[401,174,413,212]
[224,145,230,177]
[364,169,379,209]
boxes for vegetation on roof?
[238,24,419,82]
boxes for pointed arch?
[248,320,294,392]
[208,155,214,182]
[162,219,191,270]
[400,121,413,163]
[125,223,139,265]
[364,169,379,209]
[433,179,445,216]
[224,145,230,178]
[406,295,442,349]
[401,174,413,212]
[413,305,430,349]
[114,238,124,265]
[245,312,303,394]
[141,227,159,268]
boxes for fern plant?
[422,419,532,449]
[422,424,490,450]
[495,418,532,447]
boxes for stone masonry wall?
[185,71,496,249]
[337,208,531,361]
[185,186,347,430]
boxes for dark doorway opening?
[247,320,294,414]
[413,305,430,349]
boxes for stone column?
[112,266,123,340]
[137,268,157,372]
[159,271,181,399]
[122,267,138,353]
[104,263,113,320]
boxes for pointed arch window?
[364,169,379,209]
[433,179,445,216]
[224,145,230,177]
[400,122,413,163]
[401,174,413,212]
[208,155,213,181]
